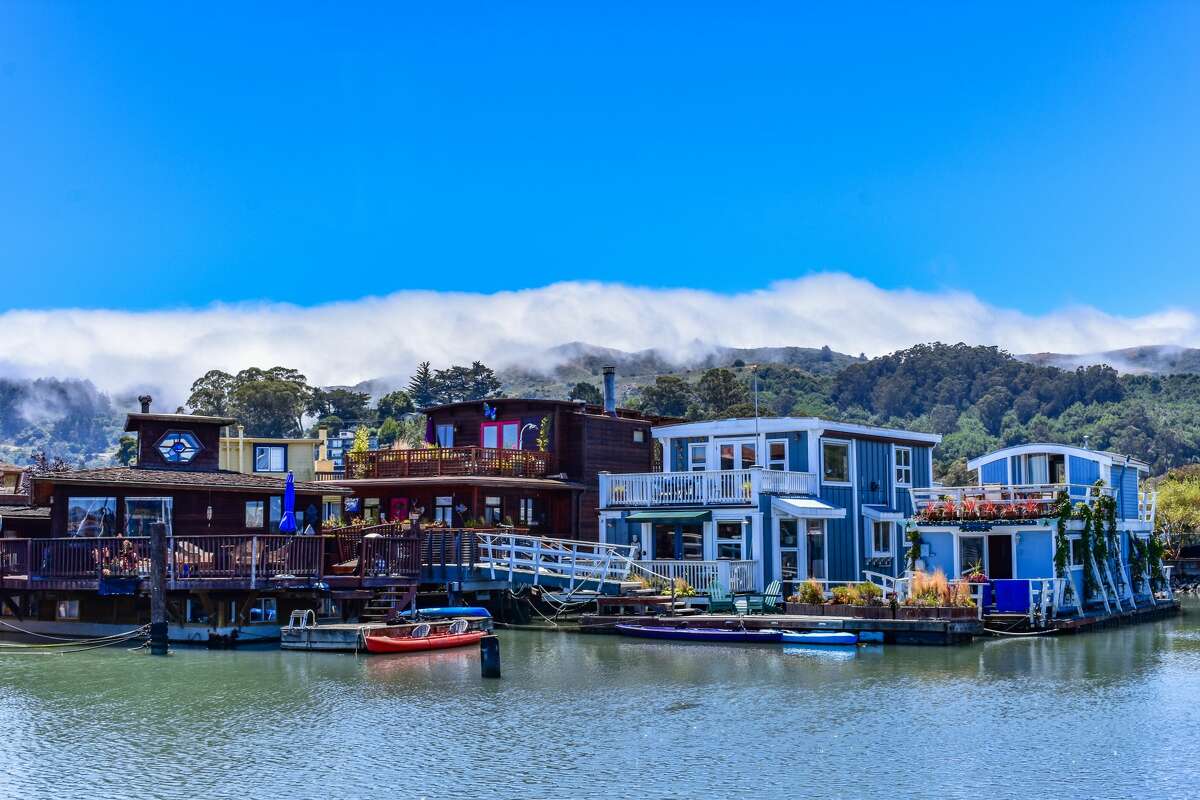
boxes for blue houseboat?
[598,417,941,595]
[908,443,1171,619]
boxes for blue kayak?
[399,607,492,619]
[615,624,783,643]
[781,630,858,646]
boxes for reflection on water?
[1,605,1199,800]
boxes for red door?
[389,498,409,522]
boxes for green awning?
[624,510,712,523]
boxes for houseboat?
[322,368,667,542]
[0,398,431,645]
[598,416,941,595]
[908,443,1172,623]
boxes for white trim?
[765,438,789,471]
[893,445,913,487]
[862,504,906,522]
[771,496,847,519]
[868,518,893,558]
[687,441,707,472]
[819,437,853,486]
[967,443,1149,474]
[650,416,941,445]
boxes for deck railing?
[343,446,553,480]
[909,483,1119,525]
[600,468,818,508]
[630,559,758,593]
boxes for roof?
[625,510,712,523]
[0,505,50,519]
[862,504,907,522]
[328,475,586,491]
[0,462,27,472]
[124,412,238,432]
[219,435,322,445]
[771,496,847,519]
[652,416,942,446]
[31,467,349,495]
[423,397,673,424]
[966,443,1151,473]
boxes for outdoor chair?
[706,577,734,614]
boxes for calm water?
[2,607,1199,800]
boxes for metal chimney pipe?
[602,366,617,416]
[138,395,152,413]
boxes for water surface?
[1,606,1198,800]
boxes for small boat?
[363,621,485,654]
[398,606,491,619]
[614,624,783,643]
[780,630,859,646]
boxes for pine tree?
[407,362,437,409]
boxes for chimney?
[602,366,617,416]
[138,395,152,413]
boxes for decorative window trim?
[820,438,852,486]
[156,430,203,464]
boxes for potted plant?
[785,578,826,616]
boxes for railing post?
[250,535,258,589]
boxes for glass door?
[481,420,520,450]
[716,521,744,560]
[806,520,826,580]
[779,519,800,597]
[680,524,704,560]
[718,440,758,470]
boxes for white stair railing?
[475,532,635,590]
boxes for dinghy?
[363,620,485,654]
[614,624,783,643]
[780,630,858,646]
[398,606,492,619]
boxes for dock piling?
[480,634,501,678]
[149,521,169,656]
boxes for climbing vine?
[1129,537,1149,593]
[1148,534,1166,590]
[1077,501,1097,597]
[905,526,921,572]
[1053,490,1071,576]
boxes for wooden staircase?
[360,583,417,623]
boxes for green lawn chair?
[706,577,734,614]
[745,580,783,614]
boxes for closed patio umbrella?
[278,471,298,533]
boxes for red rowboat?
[363,621,485,654]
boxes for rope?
[0,624,150,654]
[0,618,150,646]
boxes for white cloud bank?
[1,273,1197,406]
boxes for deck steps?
[358,583,417,623]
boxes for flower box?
[897,606,976,620]
[784,602,826,617]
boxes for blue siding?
[980,458,1008,484]
[1069,456,1100,500]
[1015,530,1053,578]
[819,485,856,582]
[920,532,955,576]
[855,440,891,507]
[1010,455,1023,484]
[766,431,808,471]
[912,446,931,488]
[1113,464,1140,520]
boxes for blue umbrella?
[278,471,298,533]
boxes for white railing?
[600,468,818,508]
[630,559,758,593]
[910,483,1115,525]
[475,532,634,591]
[1137,491,1157,525]
[862,570,910,601]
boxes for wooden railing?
[345,447,553,479]
[630,559,758,593]
[600,468,818,508]
[314,470,346,481]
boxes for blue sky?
[1,2,1198,321]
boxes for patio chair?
[706,577,735,614]
[745,580,783,614]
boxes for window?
[245,501,265,528]
[67,497,117,537]
[633,429,645,443]
[518,498,535,526]
[822,440,850,483]
[268,496,282,531]
[254,445,287,472]
[125,497,173,536]
[894,446,912,486]
[871,520,892,557]
[435,496,454,525]
[806,520,826,580]
[484,496,502,525]
[779,519,801,597]
[56,599,80,620]
[960,536,985,576]
[719,441,757,470]
[688,442,707,472]
[1069,537,1084,567]
[156,430,202,464]
[323,501,343,525]
[716,521,744,560]
[436,424,455,447]
[481,420,519,450]
[248,597,277,623]
[767,440,788,471]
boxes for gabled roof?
[966,443,1150,473]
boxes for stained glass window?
[156,430,202,464]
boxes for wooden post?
[149,522,168,656]
[480,634,501,678]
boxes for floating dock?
[580,613,982,645]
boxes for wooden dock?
[580,612,982,645]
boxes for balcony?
[599,468,818,508]
[341,446,553,480]
[909,483,1156,526]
